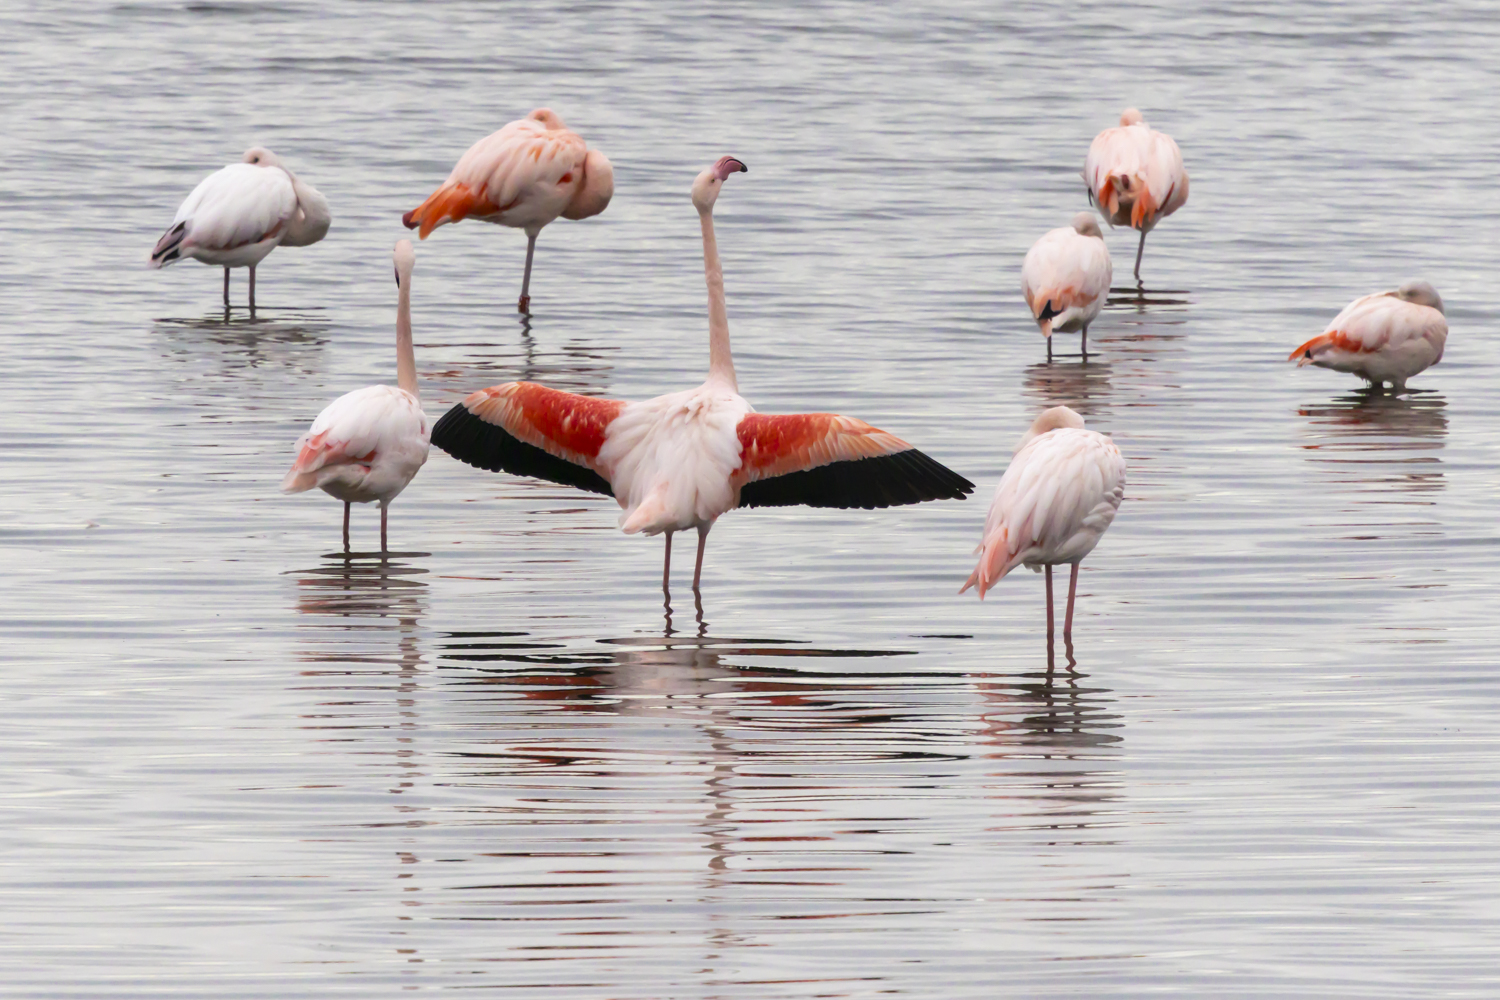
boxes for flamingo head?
[242,147,284,168]
[1120,108,1145,127]
[1394,280,1444,314]
[393,239,415,288]
[528,108,566,130]
[1014,406,1087,454]
[691,156,748,213]
[1071,212,1104,238]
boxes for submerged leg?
[1081,325,1089,362]
[380,504,389,554]
[223,267,231,308]
[1064,562,1080,639]
[342,501,351,553]
[1133,229,1146,282]
[662,530,673,593]
[518,228,538,313]
[1046,336,1053,362]
[692,523,710,592]
[248,264,257,314]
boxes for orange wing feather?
[734,413,912,484]
[462,382,625,468]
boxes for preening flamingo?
[149,147,330,311]
[1084,108,1188,281]
[283,241,431,553]
[1288,281,1446,392]
[961,407,1126,643]
[1022,212,1113,361]
[401,108,613,313]
[431,156,974,593]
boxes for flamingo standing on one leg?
[150,147,330,311]
[1288,281,1447,392]
[1083,109,1188,282]
[431,156,974,595]
[401,108,613,313]
[1022,212,1113,362]
[961,407,1126,647]
[283,241,431,553]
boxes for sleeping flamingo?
[1288,281,1447,392]
[962,407,1126,644]
[150,147,330,311]
[1083,109,1188,282]
[1022,212,1113,361]
[431,156,973,593]
[401,108,613,313]
[283,241,430,553]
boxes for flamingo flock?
[148,105,1453,652]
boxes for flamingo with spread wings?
[962,407,1126,643]
[1084,108,1188,282]
[1288,281,1447,392]
[150,147,331,311]
[402,108,613,313]
[432,156,973,593]
[283,241,430,553]
[1022,212,1113,361]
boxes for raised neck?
[395,268,417,398]
[699,209,737,390]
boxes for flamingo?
[961,407,1126,644]
[1022,212,1113,361]
[282,241,431,553]
[149,147,330,311]
[401,108,613,313]
[1083,108,1189,282]
[1288,281,1447,392]
[430,156,974,594]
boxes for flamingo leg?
[342,501,351,553]
[1046,336,1053,362]
[662,530,673,593]
[693,524,710,592]
[248,264,257,314]
[518,228,538,313]
[380,504,388,554]
[1045,564,1055,642]
[1081,325,1089,362]
[1133,229,1146,282]
[1064,562,1079,639]
[223,267,231,308]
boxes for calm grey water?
[5,1,1500,996]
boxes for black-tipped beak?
[713,156,748,181]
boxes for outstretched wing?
[430,382,624,496]
[734,413,973,509]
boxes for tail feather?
[1129,184,1160,228]
[281,467,321,494]
[402,182,482,239]
[620,490,670,535]
[150,220,188,268]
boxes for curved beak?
[713,156,748,181]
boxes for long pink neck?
[395,267,417,397]
[699,209,737,390]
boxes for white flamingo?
[962,407,1126,642]
[401,108,613,312]
[430,157,973,594]
[1022,212,1113,361]
[1084,108,1189,282]
[1288,281,1447,392]
[150,147,330,310]
[283,241,430,553]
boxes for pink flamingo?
[283,241,431,553]
[1288,281,1447,392]
[431,157,973,592]
[1022,212,1113,361]
[401,108,613,313]
[150,147,330,310]
[962,407,1126,643]
[1084,108,1189,281]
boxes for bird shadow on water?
[1296,388,1448,498]
[154,310,330,374]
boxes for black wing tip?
[432,402,614,498]
[739,447,973,510]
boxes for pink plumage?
[1021,212,1113,360]
[1083,108,1189,281]
[1288,281,1447,391]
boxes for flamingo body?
[431,157,972,590]
[283,241,429,551]
[1084,109,1188,279]
[1288,282,1446,391]
[1022,212,1112,356]
[962,407,1125,601]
